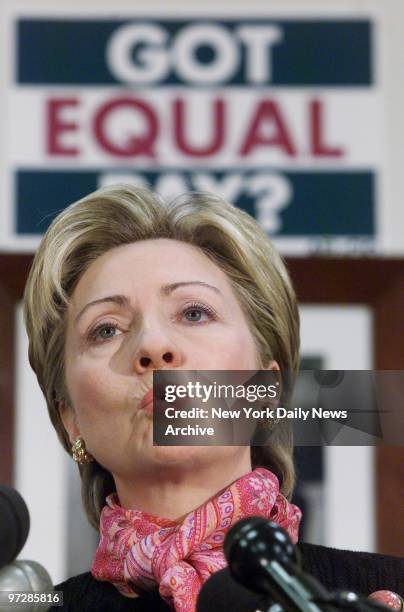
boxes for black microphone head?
[224,516,298,592]
[0,485,30,567]
[196,567,270,612]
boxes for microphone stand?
[258,559,390,612]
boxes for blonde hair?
[23,185,300,530]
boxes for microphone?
[196,566,273,612]
[0,485,30,568]
[224,516,332,612]
[0,486,54,612]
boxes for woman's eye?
[88,322,121,342]
[182,304,216,324]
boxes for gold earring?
[71,437,94,465]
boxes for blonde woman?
[23,186,403,611]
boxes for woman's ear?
[264,360,282,409]
[59,402,81,446]
[265,359,280,371]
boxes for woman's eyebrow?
[160,281,222,297]
[75,295,128,323]
[75,282,222,324]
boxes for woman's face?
[62,238,267,482]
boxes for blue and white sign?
[1,11,382,253]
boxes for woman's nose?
[131,327,184,373]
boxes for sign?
[1,12,381,253]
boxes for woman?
[23,185,403,611]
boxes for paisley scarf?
[91,468,302,611]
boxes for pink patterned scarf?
[91,468,302,611]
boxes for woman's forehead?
[70,238,234,305]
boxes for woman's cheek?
[69,366,119,425]
[209,331,257,369]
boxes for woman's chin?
[149,444,213,465]
[143,445,246,478]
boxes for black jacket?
[53,542,404,611]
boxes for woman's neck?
[113,449,252,520]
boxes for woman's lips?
[138,385,194,416]
[139,389,154,415]
[138,386,193,416]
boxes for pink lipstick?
[139,389,153,414]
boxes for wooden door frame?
[1,254,403,554]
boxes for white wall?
[300,305,375,552]
[14,304,69,585]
